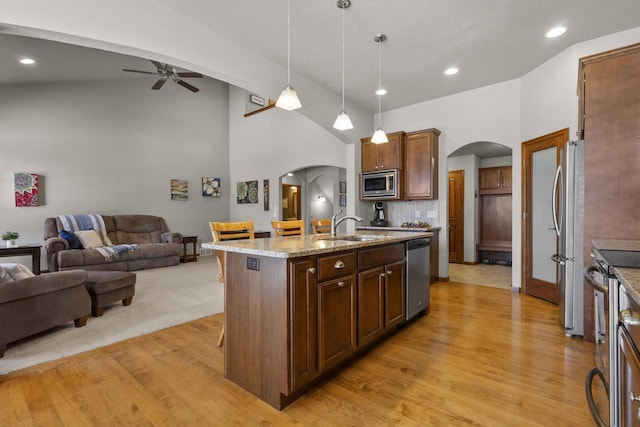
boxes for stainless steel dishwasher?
[406,238,430,320]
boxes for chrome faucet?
[330,210,363,237]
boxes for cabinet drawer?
[317,251,357,282]
[359,243,405,270]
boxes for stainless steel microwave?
[361,169,399,199]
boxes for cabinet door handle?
[337,281,345,287]
[630,391,640,402]
[380,273,386,278]
[308,267,316,274]
[387,270,392,276]
[334,260,345,269]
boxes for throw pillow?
[0,268,13,284]
[60,229,83,249]
[0,263,35,281]
[74,229,104,249]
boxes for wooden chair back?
[210,221,255,243]
[311,219,332,235]
[208,220,254,347]
[271,220,305,237]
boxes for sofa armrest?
[162,232,183,243]
[0,270,87,304]
[45,237,69,272]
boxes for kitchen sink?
[320,235,388,242]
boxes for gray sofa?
[0,269,90,357]
[44,215,183,272]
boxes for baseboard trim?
[439,276,449,282]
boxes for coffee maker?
[370,202,389,227]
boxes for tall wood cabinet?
[404,129,440,200]
[477,166,512,262]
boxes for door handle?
[334,260,345,269]
[552,165,563,237]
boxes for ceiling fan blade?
[150,60,165,70]
[176,72,203,78]
[122,69,154,75]
[151,79,166,90]
[176,79,200,93]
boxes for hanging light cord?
[377,37,382,128]
[287,0,291,85]
[341,3,345,110]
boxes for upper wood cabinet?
[361,131,404,172]
[404,129,440,200]
[479,166,512,194]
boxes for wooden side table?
[181,236,198,263]
[0,244,42,274]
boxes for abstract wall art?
[171,179,188,201]
[14,172,39,207]
[237,180,258,204]
[263,179,269,211]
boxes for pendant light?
[333,0,353,130]
[276,0,302,111]
[371,34,388,144]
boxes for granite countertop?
[356,225,441,232]
[202,230,430,258]
[615,267,640,304]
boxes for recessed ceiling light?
[444,67,459,76]
[19,58,35,65]
[546,26,567,38]
[375,88,387,96]
[287,173,294,176]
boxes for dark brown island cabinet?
[220,236,420,410]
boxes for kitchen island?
[203,230,429,410]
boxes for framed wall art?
[339,194,347,207]
[202,177,221,197]
[14,172,39,207]
[171,179,188,201]
[263,179,270,211]
[339,181,346,194]
[237,180,259,204]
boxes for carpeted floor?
[0,256,223,375]
[448,262,512,289]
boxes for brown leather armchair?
[0,268,91,357]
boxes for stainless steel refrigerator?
[552,140,585,337]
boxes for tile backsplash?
[365,200,439,227]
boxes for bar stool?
[271,220,305,236]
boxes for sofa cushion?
[0,263,35,282]
[75,230,104,249]
[60,230,83,249]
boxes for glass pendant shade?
[276,85,302,111]
[371,128,388,144]
[333,111,354,130]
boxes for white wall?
[0,77,230,268]
[382,79,522,282]
[228,86,350,232]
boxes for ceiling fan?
[122,60,203,92]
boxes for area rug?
[0,256,223,375]
[448,263,512,289]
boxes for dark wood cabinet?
[289,258,317,392]
[361,131,404,172]
[317,276,357,373]
[479,166,512,194]
[619,327,640,426]
[357,267,385,347]
[384,260,405,329]
[404,129,440,200]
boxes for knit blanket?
[57,214,139,262]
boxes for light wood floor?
[0,282,604,426]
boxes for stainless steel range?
[586,241,640,427]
